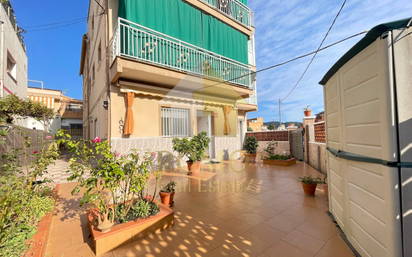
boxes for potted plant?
[303,105,312,117]
[244,136,259,163]
[172,131,211,175]
[297,175,323,196]
[159,181,177,207]
[261,141,296,166]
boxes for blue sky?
[11,0,412,122]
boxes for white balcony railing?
[110,18,253,88]
[199,0,254,28]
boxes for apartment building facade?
[0,1,28,127]
[80,0,257,160]
[27,87,83,136]
[247,117,264,132]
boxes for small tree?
[267,124,274,130]
[244,136,259,154]
[172,131,211,162]
[247,126,253,132]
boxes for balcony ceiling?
[111,56,253,100]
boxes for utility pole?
[272,119,274,130]
[279,99,282,127]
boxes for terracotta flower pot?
[159,191,175,207]
[322,184,328,198]
[244,153,257,163]
[304,110,312,117]
[187,161,201,175]
[301,182,317,196]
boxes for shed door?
[291,129,304,161]
[324,32,403,257]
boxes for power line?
[281,0,347,101]
[21,13,104,32]
[136,30,366,100]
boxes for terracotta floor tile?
[196,213,226,229]
[321,233,355,256]
[247,224,287,245]
[144,227,183,250]
[197,227,236,248]
[281,229,326,255]
[295,220,337,242]
[276,210,309,224]
[43,161,356,257]
[213,207,241,220]
[217,218,254,235]
[264,216,300,233]
[233,233,270,256]
[249,205,280,219]
[171,234,214,255]
[264,240,313,257]
[240,198,266,208]
[236,212,269,226]
[112,239,154,257]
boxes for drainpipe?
[105,0,111,143]
[0,20,4,97]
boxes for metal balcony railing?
[110,18,253,88]
[199,0,254,28]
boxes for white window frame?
[7,51,17,80]
[161,107,190,137]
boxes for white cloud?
[248,0,411,122]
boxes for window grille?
[161,107,190,137]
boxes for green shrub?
[297,175,323,185]
[244,136,259,154]
[172,131,211,162]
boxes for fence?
[63,128,83,137]
[245,130,289,141]
[314,122,326,143]
[0,125,55,167]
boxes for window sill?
[7,72,17,84]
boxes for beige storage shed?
[320,18,412,257]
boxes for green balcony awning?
[118,0,248,64]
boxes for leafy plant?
[244,136,259,154]
[160,181,177,193]
[172,131,211,162]
[247,126,253,132]
[267,124,274,130]
[57,132,160,224]
[297,175,323,185]
[303,105,312,111]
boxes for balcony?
[198,0,254,28]
[110,18,253,89]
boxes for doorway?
[197,110,213,158]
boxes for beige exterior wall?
[82,0,256,146]
[0,3,27,100]
[247,117,264,132]
[82,0,109,140]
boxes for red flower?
[33,151,38,154]
[93,137,101,143]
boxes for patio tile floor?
[44,160,355,257]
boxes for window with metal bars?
[161,107,190,137]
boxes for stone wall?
[256,141,290,161]
[213,135,241,160]
[308,142,327,175]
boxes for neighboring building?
[0,1,28,126]
[80,0,257,160]
[315,111,324,122]
[27,87,83,136]
[247,117,264,132]
[261,125,268,131]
